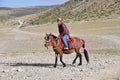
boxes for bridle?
[44,35,52,49]
[44,34,59,49]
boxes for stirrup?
[64,47,69,50]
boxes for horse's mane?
[51,34,57,39]
[51,34,58,44]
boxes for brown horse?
[44,33,89,68]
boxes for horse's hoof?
[63,64,66,67]
[78,63,82,66]
[54,65,57,68]
[72,62,75,65]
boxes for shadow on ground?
[0,62,55,68]
[11,63,55,67]
[0,62,75,68]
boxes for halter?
[44,34,59,49]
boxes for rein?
[45,34,61,51]
[50,35,60,50]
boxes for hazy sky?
[0,0,69,8]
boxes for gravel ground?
[0,53,120,80]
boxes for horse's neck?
[52,39,63,53]
[51,38,57,47]
[51,38,60,50]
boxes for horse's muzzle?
[44,44,49,49]
[44,44,47,47]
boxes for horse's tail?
[82,40,89,64]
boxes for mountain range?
[0,0,120,24]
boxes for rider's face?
[57,20,62,25]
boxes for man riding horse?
[44,18,89,67]
[57,18,70,49]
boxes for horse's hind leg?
[78,52,82,65]
[60,55,66,67]
[72,53,79,64]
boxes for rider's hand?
[57,35,61,40]
[58,35,60,38]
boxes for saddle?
[58,37,79,50]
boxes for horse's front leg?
[60,54,66,67]
[54,53,58,68]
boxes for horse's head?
[44,33,57,49]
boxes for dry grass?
[0,18,120,54]
[33,0,120,24]
[22,18,120,35]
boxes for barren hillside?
[32,0,120,24]
[0,6,55,22]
